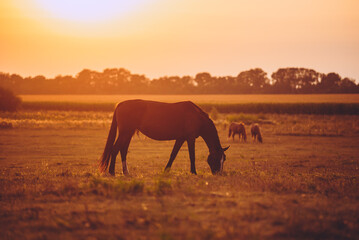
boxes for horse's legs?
[108,138,121,175]
[119,133,133,176]
[165,139,185,172]
[228,129,232,139]
[187,138,197,175]
[108,131,134,176]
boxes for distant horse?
[99,100,229,176]
[251,124,263,143]
[228,122,247,142]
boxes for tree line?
[0,67,358,94]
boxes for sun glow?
[2,0,358,80]
[33,0,149,23]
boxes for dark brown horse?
[251,124,263,143]
[99,100,229,176]
[228,122,247,142]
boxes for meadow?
[19,94,359,115]
[19,94,359,104]
[1,95,359,239]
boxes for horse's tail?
[228,124,233,138]
[251,125,255,137]
[257,127,263,143]
[99,111,118,172]
[243,128,247,141]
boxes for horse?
[251,124,263,143]
[228,122,247,142]
[99,99,229,176]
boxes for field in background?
[20,94,359,104]
[18,94,359,115]
[1,111,359,137]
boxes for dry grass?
[0,109,359,239]
[19,102,359,115]
[19,94,359,104]
[2,111,359,136]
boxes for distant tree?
[128,74,149,93]
[0,73,10,81]
[178,76,196,93]
[271,68,292,93]
[236,68,270,93]
[77,69,92,82]
[0,67,357,94]
[76,69,103,93]
[0,87,22,111]
[54,75,76,93]
[149,77,169,93]
[221,76,237,93]
[150,76,181,94]
[33,75,48,93]
[0,73,23,93]
[102,68,121,92]
[10,74,23,83]
[339,77,358,93]
[294,69,321,93]
[215,76,235,94]
[33,75,46,81]
[271,68,321,93]
[195,72,215,93]
[0,73,11,91]
[319,72,341,93]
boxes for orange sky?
[1,0,359,81]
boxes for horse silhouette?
[99,100,229,176]
[251,124,263,143]
[228,122,247,142]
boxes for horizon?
[1,0,358,83]
[1,66,358,83]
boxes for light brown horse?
[99,100,229,176]
[251,124,263,143]
[228,122,247,142]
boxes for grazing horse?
[99,100,229,176]
[251,124,263,143]
[228,122,247,142]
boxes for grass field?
[20,94,359,104]
[18,94,359,115]
[1,107,359,239]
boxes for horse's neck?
[201,119,221,153]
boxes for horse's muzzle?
[211,168,223,175]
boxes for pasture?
[19,94,359,115]
[1,95,359,239]
[19,94,359,104]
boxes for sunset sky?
[1,0,358,81]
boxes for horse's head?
[207,146,229,174]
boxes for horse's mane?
[184,101,223,151]
[186,101,209,118]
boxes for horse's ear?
[222,146,230,152]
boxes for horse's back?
[115,100,206,140]
[230,122,245,131]
[251,124,260,134]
